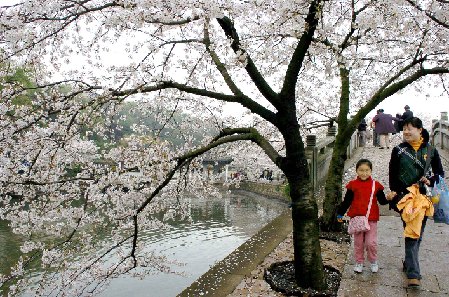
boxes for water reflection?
[0,191,287,297]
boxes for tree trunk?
[278,112,325,290]
[320,65,351,232]
[289,174,325,289]
[281,127,325,290]
[321,139,351,231]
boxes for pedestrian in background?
[401,105,413,122]
[372,109,400,149]
[358,118,368,147]
[394,113,402,133]
[371,110,381,147]
[401,105,413,141]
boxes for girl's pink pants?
[353,221,378,263]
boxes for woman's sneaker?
[371,262,379,273]
[353,263,363,273]
[408,278,421,287]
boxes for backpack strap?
[395,143,434,173]
[396,145,425,169]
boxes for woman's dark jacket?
[388,141,444,211]
[357,119,367,132]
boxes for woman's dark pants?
[402,216,427,279]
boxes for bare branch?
[216,16,280,107]
[405,0,449,29]
[280,0,324,101]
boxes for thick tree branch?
[11,79,278,125]
[134,126,283,216]
[280,0,324,100]
[216,16,280,107]
[113,81,278,124]
[378,67,449,98]
[205,127,283,166]
[336,66,350,130]
[359,66,449,118]
[203,18,243,96]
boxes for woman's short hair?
[422,128,429,143]
[403,117,423,129]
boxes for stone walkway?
[227,143,449,297]
[337,144,449,296]
[338,215,449,296]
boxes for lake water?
[0,190,288,297]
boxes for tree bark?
[289,174,325,289]
[320,139,350,231]
[279,112,325,290]
[320,66,351,232]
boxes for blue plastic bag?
[433,176,449,224]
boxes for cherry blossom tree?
[1,0,448,295]
[313,0,449,230]
[0,0,327,294]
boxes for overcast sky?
[369,90,448,124]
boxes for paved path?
[338,144,449,296]
[338,215,449,296]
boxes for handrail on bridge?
[431,111,449,152]
[305,126,359,190]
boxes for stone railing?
[228,126,359,200]
[305,126,359,190]
[431,112,449,152]
[230,181,289,202]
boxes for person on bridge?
[401,105,414,122]
[371,110,381,147]
[337,159,394,274]
[372,109,401,149]
[357,118,368,147]
[387,117,445,288]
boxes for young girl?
[337,159,394,273]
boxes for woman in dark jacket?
[388,117,444,287]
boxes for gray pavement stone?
[337,146,449,297]
[338,215,449,296]
[419,274,442,293]
[406,288,449,297]
[439,275,449,293]
[337,278,407,297]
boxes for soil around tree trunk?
[264,262,341,297]
[319,224,351,244]
[263,230,349,297]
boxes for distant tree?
[315,1,449,231]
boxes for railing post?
[306,135,317,147]
[305,135,318,191]
[440,112,447,149]
[327,126,337,137]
